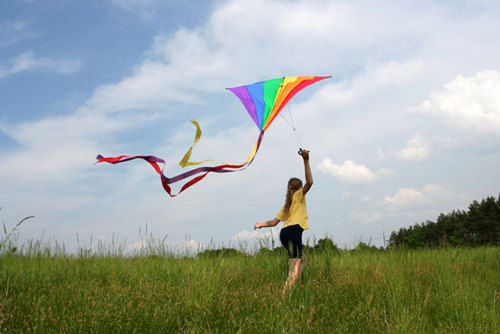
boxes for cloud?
[377,147,386,160]
[99,0,434,112]
[179,239,207,255]
[317,158,392,184]
[348,211,383,223]
[0,19,36,47]
[413,70,500,133]
[348,184,470,225]
[109,0,172,19]
[382,187,427,209]
[380,184,466,211]
[0,51,81,79]
[342,192,372,203]
[398,134,430,161]
[0,108,157,183]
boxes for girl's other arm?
[301,149,313,195]
[254,218,279,229]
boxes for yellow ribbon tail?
[178,120,216,167]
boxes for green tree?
[388,195,500,248]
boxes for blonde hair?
[284,178,302,216]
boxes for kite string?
[278,107,303,148]
[286,104,303,148]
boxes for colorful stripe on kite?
[227,76,330,132]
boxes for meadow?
[1,237,498,333]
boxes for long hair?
[284,178,303,216]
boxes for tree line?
[388,195,499,248]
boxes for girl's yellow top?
[276,188,309,230]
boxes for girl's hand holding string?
[298,148,310,160]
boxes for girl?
[254,149,312,295]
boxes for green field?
[1,246,498,333]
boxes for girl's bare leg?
[282,258,302,296]
[282,259,294,295]
[298,253,307,275]
[290,258,302,283]
[282,259,295,296]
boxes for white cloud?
[349,211,383,223]
[318,159,375,183]
[109,0,171,19]
[360,195,372,203]
[380,184,465,211]
[0,51,81,79]
[0,20,28,33]
[347,185,470,228]
[377,147,386,160]
[398,134,430,161]
[317,158,392,184]
[0,19,36,47]
[97,0,433,114]
[0,109,156,182]
[383,188,427,209]
[342,192,372,203]
[181,239,207,254]
[413,70,500,133]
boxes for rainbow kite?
[96,76,330,197]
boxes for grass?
[0,215,498,332]
[1,244,498,333]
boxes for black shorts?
[280,224,304,258]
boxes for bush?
[312,237,340,253]
[353,242,380,253]
[197,247,246,258]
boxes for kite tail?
[178,120,215,167]
[95,131,264,197]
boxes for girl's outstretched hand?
[254,222,262,230]
[299,149,310,160]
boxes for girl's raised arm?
[300,149,313,195]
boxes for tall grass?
[0,217,498,332]
[0,214,34,256]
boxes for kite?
[95,76,330,197]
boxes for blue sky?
[1,0,499,253]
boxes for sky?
[1,0,499,253]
